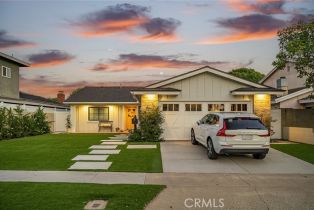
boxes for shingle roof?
[231,87,284,92]
[131,87,181,92]
[20,92,68,108]
[0,52,30,67]
[65,87,139,103]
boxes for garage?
[161,101,252,140]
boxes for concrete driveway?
[161,141,314,174]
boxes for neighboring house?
[65,66,283,140]
[260,63,313,109]
[260,63,314,144]
[0,52,69,132]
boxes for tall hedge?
[0,106,50,140]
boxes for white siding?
[161,72,248,101]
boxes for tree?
[273,20,314,89]
[229,68,265,83]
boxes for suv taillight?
[258,130,270,137]
[217,121,236,137]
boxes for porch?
[70,104,138,133]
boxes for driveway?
[161,141,314,174]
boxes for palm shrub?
[138,107,164,141]
[0,106,50,140]
[33,107,50,135]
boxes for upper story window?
[208,104,224,112]
[2,66,11,78]
[276,77,287,89]
[185,104,202,111]
[231,104,248,112]
[162,104,179,111]
[88,107,109,121]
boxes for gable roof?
[20,92,68,108]
[64,87,139,104]
[259,67,277,84]
[146,66,265,88]
[0,52,30,67]
[275,87,313,103]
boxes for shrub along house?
[65,66,283,140]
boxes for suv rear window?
[225,118,267,130]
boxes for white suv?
[191,112,270,159]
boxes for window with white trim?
[231,104,248,112]
[88,107,109,121]
[208,104,224,112]
[162,104,179,111]
[185,104,202,111]
[2,66,11,78]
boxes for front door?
[126,106,136,130]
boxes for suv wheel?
[207,138,218,159]
[253,153,266,159]
[191,129,198,145]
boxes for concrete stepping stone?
[68,162,112,170]
[89,150,120,154]
[101,139,123,142]
[101,141,126,145]
[72,155,109,161]
[89,145,117,149]
[127,145,157,149]
[109,136,128,140]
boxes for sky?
[1,0,313,98]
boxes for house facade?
[66,66,283,140]
[0,52,70,132]
[260,63,314,144]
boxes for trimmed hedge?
[0,106,50,140]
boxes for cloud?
[91,53,250,72]
[20,75,152,97]
[71,4,181,42]
[137,18,181,41]
[0,30,36,49]
[28,50,75,68]
[226,0,286,14]
[199,14,286,44]
[71,3,150,37]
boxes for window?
[225,118,266,130]
[2,66,11,78]
[231,104,248,112]
[162,104,179,111]
[88,107,109,121]
[208,104,224,112]
[185,104,202,111]
[276,77,287,89]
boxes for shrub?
[138,107,164,141]
[66,115,71,130]
[0,106,50,140]
[128,129,142,141]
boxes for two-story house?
[260,63,313,144]
[0,52,70,132]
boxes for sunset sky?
[1,0,313,98]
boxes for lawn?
[0,134,163,172]
[0,182,165,210]
[271,143,314,164]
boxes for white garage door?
[161,102,252,140]
[161,103,209,140]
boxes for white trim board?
[275,88,313,103]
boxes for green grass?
[0,134,163,172]
[0,182,165,210]
[271,143,314,164]
[109,142,162,173]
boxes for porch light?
[146,94,157,100]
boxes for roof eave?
[64,101,139,105]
